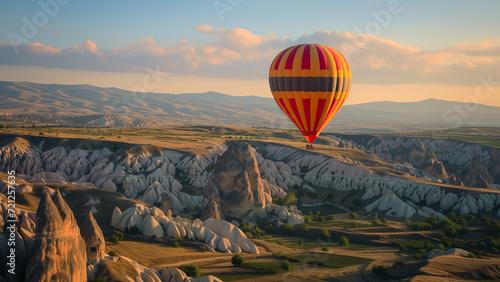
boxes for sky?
[1,0,500,106]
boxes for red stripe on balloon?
[301,44,310,70]
[303,98,311,132]
[305,136,317,143]
[314,98,326,131]
[288,98,307,132]
[285,45,300,70]
[276,98,299,129]
[315,45,328,70]
[324,46,343,71]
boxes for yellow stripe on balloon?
[277,47,295,74]
[309,46,320,77]
[282,93,305,132]
[292,45,306,77]
[310,93,319,130]
[315,45,337,127]
[294,91,309,132]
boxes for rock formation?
[26,190,87,282]
[449,173,463,186]
[464,154,494,188]
[80,211,106,262]
[488,149,500,184]
[95,257,140,281]
[202,142,268,219]
[200,190,223,221]
[111,204,260,254]
[404,139,448,179]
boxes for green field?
[301,253,373,268]
[242,261,285,273]
[299,204,346,215]
[390,239,427,249]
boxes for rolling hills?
[1,81,499,132]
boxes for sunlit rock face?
[203,142,269,219]
[80,211,106,261]
[465,154,494,189]
[488,149,500,184]
[26,190,87,282]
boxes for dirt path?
[357,262,371,282]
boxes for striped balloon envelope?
[269,44,352,144]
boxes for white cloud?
[0,26,499,85]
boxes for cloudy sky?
[1,0,500,106]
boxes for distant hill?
[0,81,499,132]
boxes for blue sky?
[2,0,499,50]
[1,0,499,105]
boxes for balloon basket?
[305,144,315,150]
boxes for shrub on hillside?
[179,264,201,278]
[340,236,349,247]
[231,254,244,266]
[281,260,292,271]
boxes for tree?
[349,212,358,219]
[326,215,335,221]
[264,224,276,234]
[340,236,349,247]
[465,214,474,222]
[172,242,180,248]
[279,223,295,235]
[319,229,330,241]
[426,216,439,228]
[436,243,445,251]
[113,230,124,241]
[179,264,201,278]
[297,239,303,245]
[283,192,298,206]
[281,260,292,271]
[231,254,244,266]
[108,250,118,256]
[393,260,406,267]
[109,235,119,244]
[481,216,490,224]
[380,217,388,224]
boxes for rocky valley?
[1,126,500,281]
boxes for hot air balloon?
[269,44,352,148]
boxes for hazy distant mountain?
[0,81,499,132]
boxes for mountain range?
[1,81,499,132]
